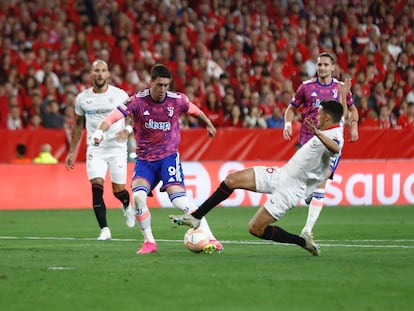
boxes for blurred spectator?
[397,101,414,128]
[368,81,387,113]
[377,105,395,129]
[6,103,24,130]
[223,104,243,128]
[356,96,374,125]
[202,91,223,127]
[0,0,413,134]
[32,143,58,164]
[259,91,277,118]
[406,88,414,104]
[360,110,378,128]
[222,92,237,126]
[243,106,267,129]
[26,114,43,130]
[63,105,76,131]
[11,143,31,164]
[387,34,402,61]
[41,99,65,129]
[35,60,60,89]
[266,106,285,129]
[249,91,261,112]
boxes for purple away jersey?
[291,77,354,146]
[126,89,190,161]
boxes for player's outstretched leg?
[301,232,320,256]
[256,225,320,256]
[169,213,201,228]
[170,192,223,252]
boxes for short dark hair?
[151,64,172,80]
[16,143,27,155]
[318,52,336,64]
[320,100,343,123]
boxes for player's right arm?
[92,106,128,146]
[305,117,340,154]
[65,114,85,170]
[283,104,297,140]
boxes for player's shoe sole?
[169,214,201,228]
[209,240,223,252]
[202,243,217,254]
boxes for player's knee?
[133,190,147,207]
[224,174,237,189]
[247,220,263,237]
[112,184,125,193]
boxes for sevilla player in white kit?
[283,52,359,241]
[92,64,223,254]
[65,60,136,240]
[170,100,345,256]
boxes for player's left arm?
[339,78,359,142]
[187,102,217,137]
[347,105,359,142]
[92,108,127,145]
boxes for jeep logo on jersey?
[145,119,171,131]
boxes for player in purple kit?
[283,52,359,242]
[92,64,223,254]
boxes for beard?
[94,79,106,89]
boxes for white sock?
[133,190,155,243]
[171,194,217,240]
[301,189,325,235]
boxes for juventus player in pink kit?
[93,64,222,254]
[283,52,359,242]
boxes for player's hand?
[304,117,317,134]
[92,129,104,146]
[116,129,129,143]
[283,122,292,140]
[349,127,359,142]
[65,153,75,170]
[206,124,217,137]
[339,77,352,97]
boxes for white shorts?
[254,166,305,220]
[86,145,128,184]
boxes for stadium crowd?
[1,0,414,132]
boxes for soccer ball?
[184,228,210,253]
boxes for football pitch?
[1,206,413,311]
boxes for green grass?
[1,206,413,311]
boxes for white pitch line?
[0,236,413,249]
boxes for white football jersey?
[75,85,129,149]
[282,125,344,197]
